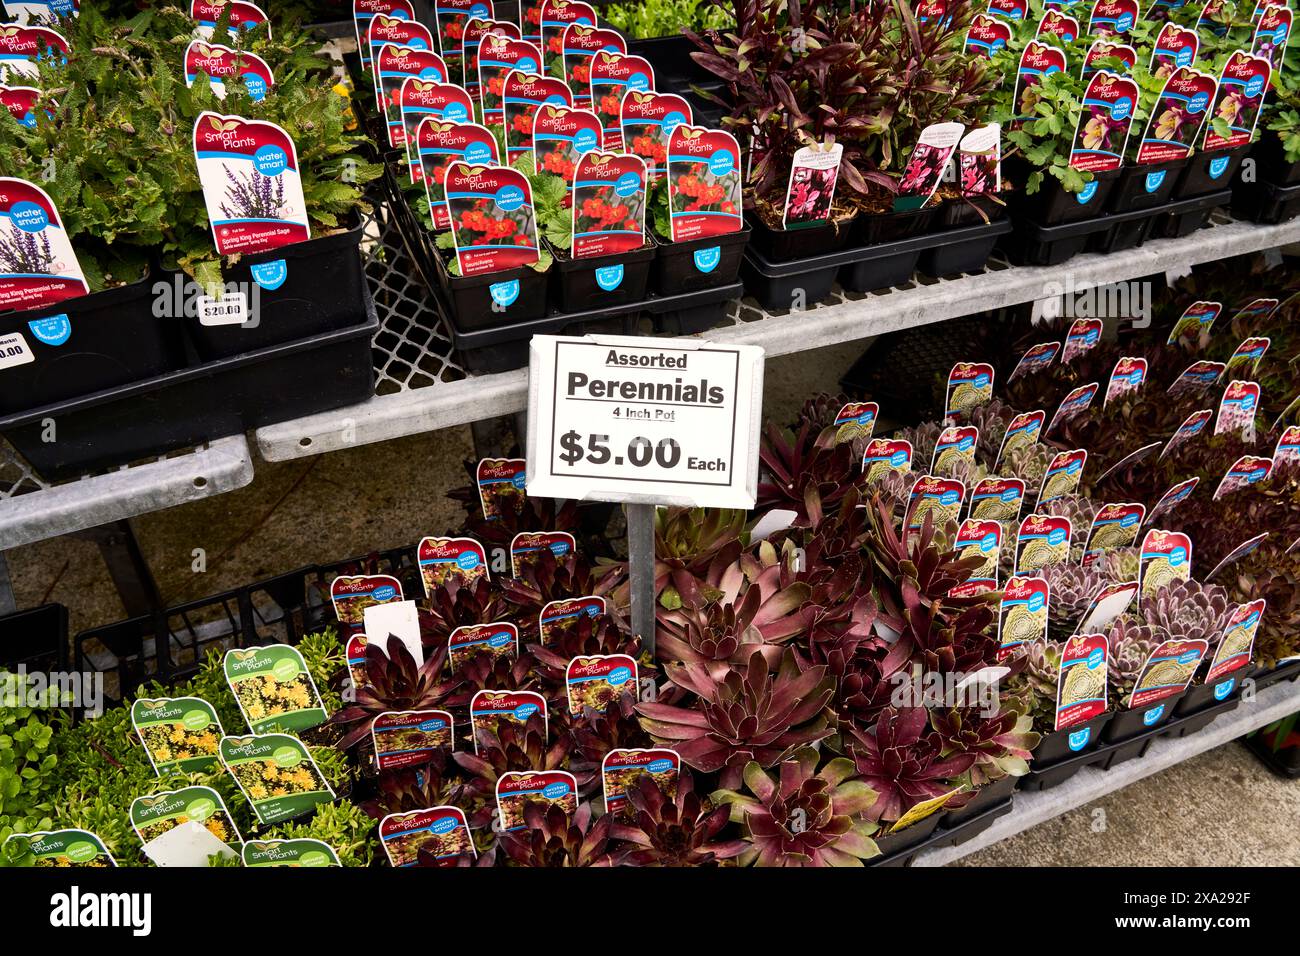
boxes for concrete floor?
[6,341,1298,864]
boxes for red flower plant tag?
[401,81,474,181]
[417,118,498,225]
[1070,70,1138,171]
[959,124,1001,195]
[477,34,541,126]
[571,151,647,259]
[433,0,493,65]
[1274,425,1300,469]
[462,17,519,100]
[377,48,449,147]
[666,124,743,241]
[591,51,655,150]
[896,121,963,210]
[563,24,625,106]
[1135,66,1218,165]
[366,14,434,81]
[445,162,539,276]
[1056,634,1109,730]
[540,0,596,73]
[502,71,572,162]
[184,41,275,101]
[0,177,88,312]
[534,104,602,186]
[0,24,67,80]
[621,89,692,179]
[352,0,415,68]
[783,142,844,230]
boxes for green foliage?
[262,801,377,867]
[603,0,734,39]
[513,151,572,250]
[0,676,62,847]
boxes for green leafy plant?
[604,0,735,39]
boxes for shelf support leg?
[626,503,655,657]
[72,520,162,618]
[0,552,14,616]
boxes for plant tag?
[346,634,369,690]
[1078,580,1138,633]
[463,17,520,101]
[380,806,474,866]
[1039,449,1086,503]
[1167,299,1223,342]
[143,821,237,868]
[970,477,1026,521]
[564,24,624,106]
[330,573,404,627]
[503,70,571,162]
[219,733,335,825]
[478,457,528,519]
[418,535,489,594]
[353,1,415,67]
[996,410,1046,468]
[1061,317,1102,364]
[1016,513,1071,574]
[1232,295,1280,323]
[905,475,965,535]
[402,82,476,180]
[1159,409,1213,459]
[434,0,493,66]
[378,49,450,147]
[470,689,548,749]
[521,0,544,44]
[445,161,539,275]
[243,839,340,867]
[1038,9,1080,40]
[1128,638,1207,708]
[666,124,743,240]
[1081,39,1137,78]
[832,401,878,445]
[965,13,1013,57]
[591,52,655,150]
[372,709,454,769]
[3,1,79,23]
[131,696,225,775]
[1205,50,1270,150]
[1167,360,1225,397]
[1145,0,1189,19]
[1138,528,1192,603]
[0,177,88,311]
[130,786,241,851]
[478,34,541,126]
[192,0,269,41]
[1093,440,1160,484]
[1011,42,1066,127]
[540,595,606,645]
[0,24,66,81]
[1135,66,1217,165]
[1252,4,1292,74]
[781,142,844,230]
[1274,425,1300,468]
[534,105,602,187]
[363,600,425,666]
[4,829,114,867]
[1088,0,1138,33]
[224,644,327,734]
[945,361,994,420]
[417,118,498,222]
[931,426,979,475]
[862,438,912,484]
[997,575,1049,659]
[1009,341,1060,380]
[1147,477,1198,525]
[496,769,579,830]
[566,653,638,714]
[196,289,249,327]
[1207,599,1264,681]
[0,83,42,127]
[950,518,1002,597]
[1213,454,1272,499]
[1070,70,1138,171]
[1150,22,1199,76]
[570,150,647,259]
[602,748,680,817]
[1198,0,1231,32]
[1214,379,1260,439]
[1046,382,1099,434]
[540,0,595,74]
[988,0,1029,19]
[621,89,691,179]
[1104,355,1147,406]
[367,14,434,82]
[449,621,519,670]
[1206,532,1269,580]
[958,124,1001,195]
[1055,633,1109,730]
[510,530,575,576]
[1082,502,1144,565]
[895,121,964,210]
[184,41,274,101]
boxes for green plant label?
[0,24,67,81]
[1039,448,1086,503]
[477,457,527,520]
[997,575,1049,659]
[372,709,454,770]
[1104,356,1147,406]
[571,150,648,258]
[219,733,335,825]
[540,0,595,73]
[931,425,979,476]
[4,828,115,867]
[242,838,341,867]
[591,51,655,151]
[0,177,89,312]
[509,530,575,577]
[478,34,541,127]
[495,769,578,830]
[1081,39,1136,79]
[950,518,1002,597]
[995,410,1045,469]
[1011,42,1066,126]
[330,574,404,628]
[965,14,1012,57]
[464,17,521,99]
[970,477,1026,522]
[565,653,637,714]
[563,23,624,107]
[1207,599,1265,681]
[895,121,964,210]
[1252,5,1291,74]
[832,401,878,446]
[781,142,843,230]
[1128,637,1207,708]
[192,1,270,42]
[1046,382,1098,433]
[601,747,680,817]
[862,438,912,485]
[1070,70,1138,171]
[905,475,965,534]
[1016,513,1072,575]
[380,806,474,866]
[533,103,600,185]
[1138,528,1192,603]
[353,1,416,67]
[540,595,606,645]
[1056,633,1108,729]
[445,161,541,274]
[449,621,519,671]
[470,689,548,751]
[366,14,434,79]
[1205,51,1271,151]
[1135,66,1217,164]
[376,47,449,147]
[1214,379,1260,439]
[1082,502,1144,565]
[1088,0,1138,34]
[223,644,327,733]
[416,118,499,225]
[129,785,242,849]
[183,40,274,102]
[131,695,225,774]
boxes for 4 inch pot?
[1107,158,1188,212]
[851,206,937,246]
[746,209,857,262]
[1250,134,1300,187]
[0,272,186,417]
[941,774,1016,828]
[1033,711,1113,764]
[434,247,551,329]
[650,225,750,296]
[1009,166,1120,225]
[1103,691,1185,744]
[1176,144,1250,198]
[1174,670,1245,717]
[1231,180,1300,225]
[549,240,654,313]
[870,813,943,863]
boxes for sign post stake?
[626,503,657,655]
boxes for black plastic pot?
[0,603,68,671]
[0,272,185,417]
[1231,179,1300,224]
[1020,743,1106,792]
[626,35,718,95]
[1249,659,1300,691]
[1088,210,1158,254]
[941,774,1017,828]
[1032,711,1113,765]
[1174,670,1246,717]
[851,205,938,245]
[1164,697,1237,738]
[869,812,944,865]
[918,218,1012,277]
[649,225,750,296]
[740,243,841,312]
[1108,158,1188,212]
[1097,723,1163,768]
[1176,144,1250,198]
[1243,730,1300,779]
[746,210,857,263]
[550,240,655,313]
[932,795,1014,850]
[1250,134,1300,187]
[186,213,368,360]
[941,193,1008,229]
[1009,165,1120,225]
[1155,189,1232,239]
[1104,691,1185,744]
[434,246,551,329]
[1002,198,1178,266]
[0,291,378,480]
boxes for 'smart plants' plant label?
[1047,382,1099,434]
[1147,476,1198,525]
[184,41,274,101]
[905,475,965,534]
[1160,409,1213,459]
[1082,502,1145,565]
[571,150,647,261]
[591,52,655,150]
[510,530,575,576]
[1081,39,1136,78]
[192,0,269,41]
[1167,360,1225,396]
[478,457,527,519]
[445,161,540,275]
[1207,599,1265,682]
[0,83,42,127]
[1139,528,1192,602]
[0,24,66,81]
[0,177,88,312]
[449,621,519,670]
[1167,299,1222,342]
[1039,448,1087,503]
[1149,23,1198,77]
[366,14,434,81]
[666,124,742,242]
[970,476,1026,522]
[502,71,572,161]
[496,769,579,830]
[862,438,912,485]
[621,90,691,179]
[463,17,520,100]
[782,142,843,230]
[346,634,369,690]
[896,121,964,209]
[958,124,1001,195]
[1127,638,1208,709]
[540,595,606,645]
[1214,379,1260,439]
[417,118,498,222]
[1016,513,1072,575]
[3,1,79,23]
[193,112,309,256]
[1062,317,1103,364]
[1055,633,1109,732]
[534,105,602,184]
[402,81,474,180]
[1104,355,1147,406]
[1274,425,1300,468]
[566,653,638,714]
[950,519,1002,597]
[1037,9,1080,40]
[478,34,541,127]
[371,709,454,769]
[131,696,225,774]
[998,576,1049,659]
[945,362,994,420]
[376,48,450,147]
[1206,532,1269,580]
[223,644,327,733]
[965,13,1012,57]
[4,829,114,867]
[563,23,624,106]
[988,0,1029,19]
[470,689,548,748]
[380,806,474,866]
[1011,43,1066,126]
[1070,70,1138,171]
[931,426,979,475]
[1252,4,1291,74]
[832,401,878,445]
[1204,51,1270,151]
[1087,0,1138,33]
[1009,341,1060,380]
[130,786,241,848]
[1198,0,1232,32]
[330,574,404,627]
[1134,66,1217,165]
[219,733,334,825]
[1078,579,1138,633]
[1232,295,1279,323]
[434,0,493,67]
[1145,0,1190,19]
[418,535,489,593]
[540,0,595,73]
[995,409,1045,467]
[602,748,679,817]
[353,0,416,68]
[242,839,340,867]
[1213,454,1273,500]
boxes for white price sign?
[526,334,765,508]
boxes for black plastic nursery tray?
[1231,179,1300,225]
[871,794,1015,866]
[0,603,68,672]
[1250,659,1300,691]
[1176,144,1250,198]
